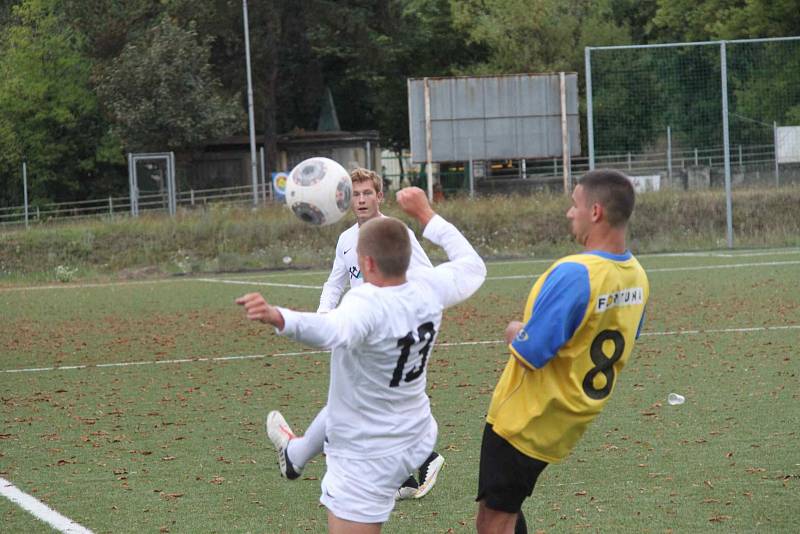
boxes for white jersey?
[317,219,433,312]
[277,215,486,459]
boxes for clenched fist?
[396,186,435,227]
[236,292,285,330]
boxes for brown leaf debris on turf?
[709,514,732,522]
[209,476,224,485]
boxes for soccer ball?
[285,157,352,226]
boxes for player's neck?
[583,229,627,255]
[366,273,407,287]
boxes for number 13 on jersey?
[390,322,436,387]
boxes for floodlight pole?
[243,0,259,207]
[468,138,474,199]
[559,72,570,194]
[260,146,269,203]
[773,121,780,186]
[720,42,734,249]
[667,126,672,181]
[22,161,29,229]
[423,77,434,202]
[585,47,595,170]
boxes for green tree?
[451,0,576,72]
[649,0,800,147]
[0,0,121,205]
[150,0,323,174]
[96,16,242,152]
[181,0,483,175]
[712,0,800,39]
[652,0,800,41]
[303,0,483,165]
[63,0,165,61]
[450,0,639,74]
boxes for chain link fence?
[586,36,800,247]
[586,36,800,189]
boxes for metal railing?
[1,143,792,228]
[0,185,260,228]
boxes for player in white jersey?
[318,169,433,313]
[237,187,486,532]
[283,168,444,500]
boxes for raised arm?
[397,187,487,308]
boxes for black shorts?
[476,423,548,513]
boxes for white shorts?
[320,422,437,524]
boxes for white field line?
[194,277,322,289]
[646,259,800,273]
[486,259,800,281]
[0,477,93,534]
[2,324,798,375]
[695,250,800,258]
[488,247,800,265]
[638,248,800,259]
[217,269,329,279]
[1,249,797,292]
[486,257,559,266]
[191,258,800,288]
[639,324,800,337]
[0,278,181,293]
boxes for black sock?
[514,510,527,534]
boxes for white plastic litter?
[667,393,685,405]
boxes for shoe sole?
[265,411,299,479]
[266,411,293,445]
[415,455,445,499]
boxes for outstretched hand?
[236,292,285,330]
[396,187,436,227]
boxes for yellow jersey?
[487,250,649,463]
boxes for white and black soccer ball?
[285,157,352,226]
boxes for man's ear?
[362,255,378,275]
[590,202,603,223]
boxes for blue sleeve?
[510,262,591,368]
[635,307,647,339]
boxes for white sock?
[286,405,328,470]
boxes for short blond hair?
[358,217,410,278]
[350,168,383,194]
